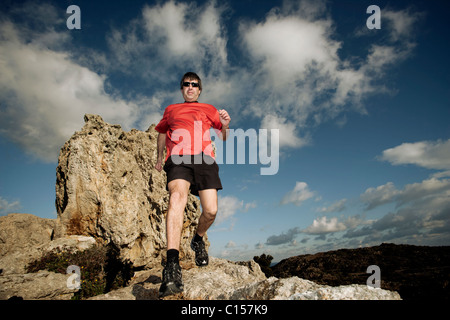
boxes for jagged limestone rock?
[0,233,96,275]
[0,270,78,300]
[55,114,205,268]
[0,213,55,258]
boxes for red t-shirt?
[155,102,223,160]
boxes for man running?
[155,72,231,297]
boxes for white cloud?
[383,7,424,42]
[0,197,21,216]
[355,175,450,244]
[360,182,400,211]
[316,198,347,213]
[260,114,308,149]
[237,2,421,146]
[352,139,450,245]
[144,1,227,65]
[302,216,346,234]
[380,139,450,170]
[108,0,229,92]
[0,9,141,163]
[265,214,369,247]
[362,176,450,213]
[225,240,236,248]
[266,227,300,246]
[216,195,255,225]
[281,181,315,206]
[398,177,450,207]
[242,14,338,84]
[243,201,257,212]
[255,242,264,250]
[217,195,243,225]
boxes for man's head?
[180,72,202,102]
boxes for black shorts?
[163,153,223,196]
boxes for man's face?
[181,79,201,102]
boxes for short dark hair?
[180,72,202,91]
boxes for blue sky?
[1,0,449,262]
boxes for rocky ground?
[271,243,450,300]
[0,213,401,300]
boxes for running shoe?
[190,237,209,267]
[159,260,183,298]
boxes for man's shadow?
[131,274,161,300]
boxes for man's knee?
[168,180,190,207]
[169,189,188,204]
[198,189,218,220]
[203,206,218,221]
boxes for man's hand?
[218,109,231,141]
[156,132,166,172]
[219,109,231,128]
[155,159,163,172]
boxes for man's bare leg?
[197,189,218,237]
[166,179,190,251]
[190,189,218,267]
[159,179,190,298]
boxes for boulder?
[0,270,78,300]
[0,234,96,275]
[0,213,97,300]
[0,213,55,258]
[54,114,205,268]
[0,212,96,275]
[0,213,56,275]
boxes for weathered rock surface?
[0,234,96,275]
[0,213,55,258]
[55,114,204,268]
[0,270,77,300]
[89,257,400,300]
[0,213,96,275]
[0,213,97,299]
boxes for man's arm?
[218,109,231,141]
[155,132,166,172]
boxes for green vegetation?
[27,245,133,300]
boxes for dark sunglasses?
[182,81,200,88]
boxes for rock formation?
[0,213,55,259]
[55,114,204,268]
[0,213,97,299]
